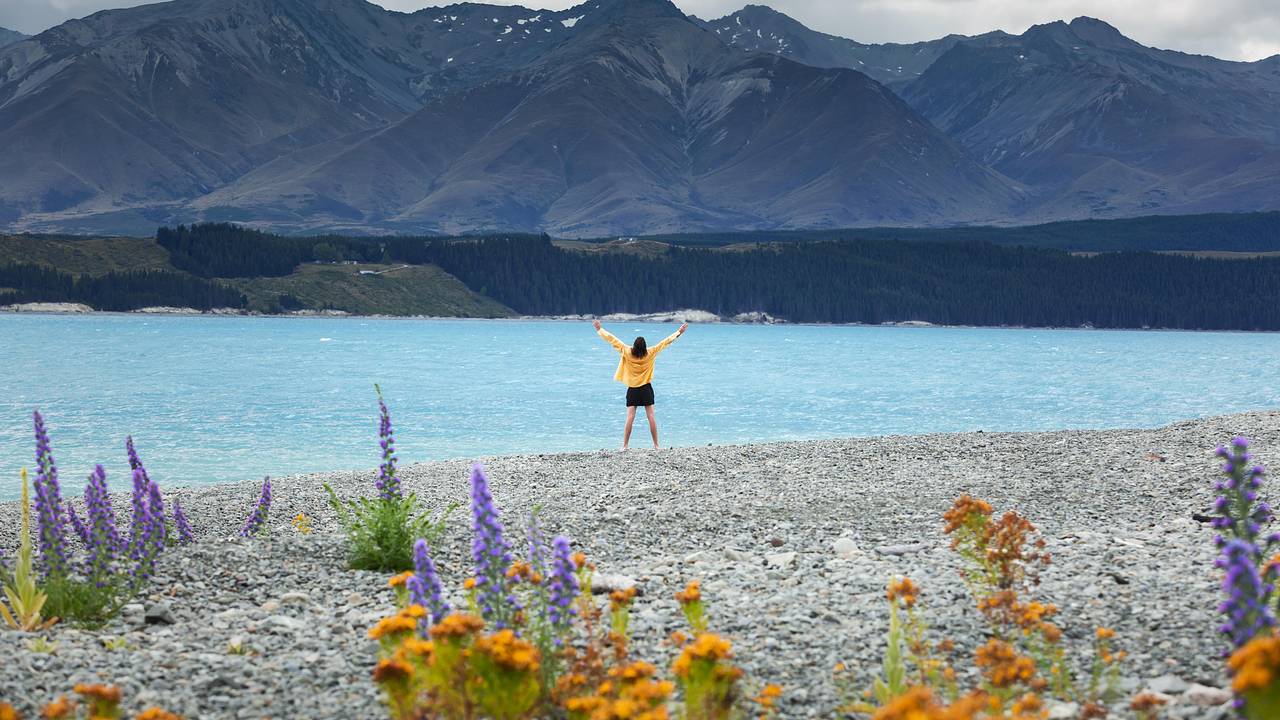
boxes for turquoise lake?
[2,314,1280,499]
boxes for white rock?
[592,573,638,594]
[723,547,751,562]
[1047,701,1078,719]
[832,537,859,558]
[280,592,310,605]
[765,551,797,569]
[1182,683,1231,706]
[1148,674,1189,695]
[683,550,714,564]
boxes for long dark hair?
[631,336,647,358]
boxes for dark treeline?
[0,263,246,311]
[148,223,1280,329]
[409,235,1280,330]
[641,211,1280,252]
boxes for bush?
[326,386,452,571]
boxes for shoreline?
[0,411,1270,716]
[2,305,1277,334]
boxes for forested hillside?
[640,212,1280,252]
[140,224,1280,330]
[0,263,246,311]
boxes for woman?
[593,319,689,450]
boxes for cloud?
[3,0,1278,61]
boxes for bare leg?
[645,405,659,448]
[623,406,637,450]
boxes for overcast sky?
[3,0,1278,62]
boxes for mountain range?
[0,0,1277,236]
[0,26,26,48]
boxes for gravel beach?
[2,410,1274,719]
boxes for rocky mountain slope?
[0,0,1015,236]
[693,5,986,89]
[708,7,1280,221]
[0,27,25,48]
[192,0,1016,235]
[1,0,1278,235]
[902,17,1280,219]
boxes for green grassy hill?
[229,263,513,316]
[1,234,513,316]
[0,234,169,275]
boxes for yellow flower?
[886,578,920,609]
[428,613,486,639]
[73,684,121,704]
[672,633,734,678]
[399,604,426,619]
[0,703,19,720]
[571,552,588,569]
[753,683,784,709]
[1230,633,1280,693]
[610,587,639,610]
[1095,627,1116,640]
[675,581,702,605]
[463,577,477,590]
[473,629,541,673]
[974,639,1037,689]
[388,571,413,588]
[372,658,414,684]
[943,495,993,535]
[40,697,75,720]
[136,709,183,720]
[398,638,435,659]
[368,614,418,640]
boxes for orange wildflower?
[675,581,702,605]
[1230,632,1280,693]
[886,577,920,609]
[136,709,183,720]
[428,613,486,640]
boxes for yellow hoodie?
[597,328,682,387]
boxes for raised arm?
[593,320,628,352]
[651,322,689,355]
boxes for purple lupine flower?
[147,479,167,556]
[1216,538,1276,650]
[240,477,272,537]
[375,386,402,502]
[1213,437,1280,658]
[411,538,450,625]
[130,467,162,580]
[32,410,68,577]
[173,499,196,545]
[129,466,151,563]
[127,437,152,558]
[546,535,579,631]
[83,464,121,582]
[527,511,549,577]
[469,464,518,627]
[67,502,90,545]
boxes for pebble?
[1,410,1270,718]
[1149,673,1190,695]
[832,537,859,558]
[1183,684,1232,707]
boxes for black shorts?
[626,383,655,407]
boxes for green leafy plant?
[101,636,129,652]
[41,574,131,631]
[1,468,56,631]
[325,486,451,571]
[325,386,453,571]
[26,635,58,653]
